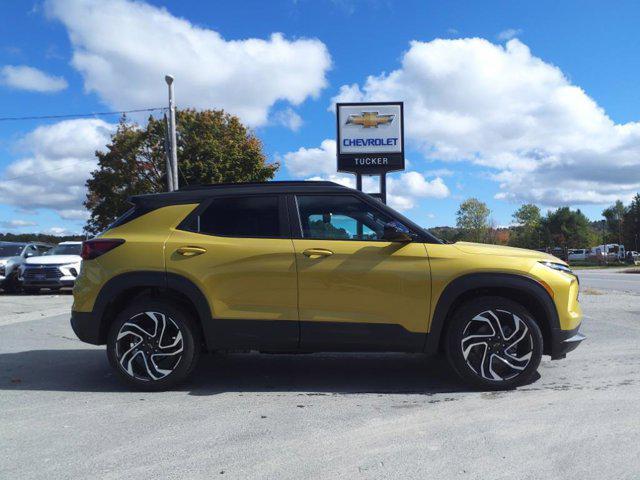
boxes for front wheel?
[3,271,21,293]
[107,299,201,391]
[446,296,543,390]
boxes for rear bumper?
[70,310,103,345]
[550,325,586,360]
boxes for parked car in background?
[18,241,82,293]
[0,242,53,293]
[591,243,626,261]
[568,248,590,262]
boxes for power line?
[0,107,167,122]
[3,158,97,182]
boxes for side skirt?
[205,319,426,353]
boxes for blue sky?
[2,0,640,235]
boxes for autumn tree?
[85,109,278,234]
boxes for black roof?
[131,181,349,208]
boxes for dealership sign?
[336,102,404,174]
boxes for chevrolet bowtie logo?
[346,111,395,128]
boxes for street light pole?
[165,75,179,190]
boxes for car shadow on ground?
[0,348,488,395]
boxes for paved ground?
[578,267,640,293]
[1,273,639,479]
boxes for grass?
[570,263,630,270]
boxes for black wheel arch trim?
[424,272,562,355]
[78,270,213,348]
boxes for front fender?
[424,272,560,354]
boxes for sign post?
[336,102,404,203]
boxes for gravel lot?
[1,273,639,480]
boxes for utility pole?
[163,113,174,192]
[165,75,179,190]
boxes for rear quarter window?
[190,195,282,238]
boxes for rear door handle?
[176,246,207,257]
[303,248,334,258]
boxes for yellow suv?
[71,181,584,390]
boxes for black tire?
[107,298,201,391]
[446,296,543,390]
[23,287,40,295]
[3,271,21,294]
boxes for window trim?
[291,193,425,243]
[177,194,289,239]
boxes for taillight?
[81,238,125,260]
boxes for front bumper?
[550,325,586,359]
[70,310,103,345]
[21,278,75,288]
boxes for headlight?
[61,263,81,277]
[539,261,573,274]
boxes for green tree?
[602,200,626,244]
[623,194,640,252]
[540,207,593,249]
[456,198,490,243]
[85,109,278,234]
[509,204,542,249]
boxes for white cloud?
[45,0,331,127]
[332,38,640,206]
[497,28,522,41]
[0,65,68,92]
[0,219,38,228]
[424,168,455,177]
[59,209,90,220]
[280,139,337,177]
[272,108,303,131]
[45,226,72,236]
[281,139,450,211]
[0,119,115,219]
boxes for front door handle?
[176,246,207,257]
[303,248,334,259]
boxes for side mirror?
[25,251,35,258]
[383,222,412,242]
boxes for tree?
[623,194,640,252]
[456,198,490,243]
[509,204,542,249]
[84,109,278,234]
[602,200,626,245]
[540,207,594,249]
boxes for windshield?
[46,244,82,256]
[0,245,24,257]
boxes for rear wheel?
[107,299,201,391]
[446,296,543,390]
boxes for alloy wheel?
[460,309,533,381]
[115,311,184,381]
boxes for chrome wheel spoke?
[139,351,165,380]
[117,322,152,340]
[503,314,529,349]
[494,351,531,372]
[119,341,143,375]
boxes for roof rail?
[178,180,343,191]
